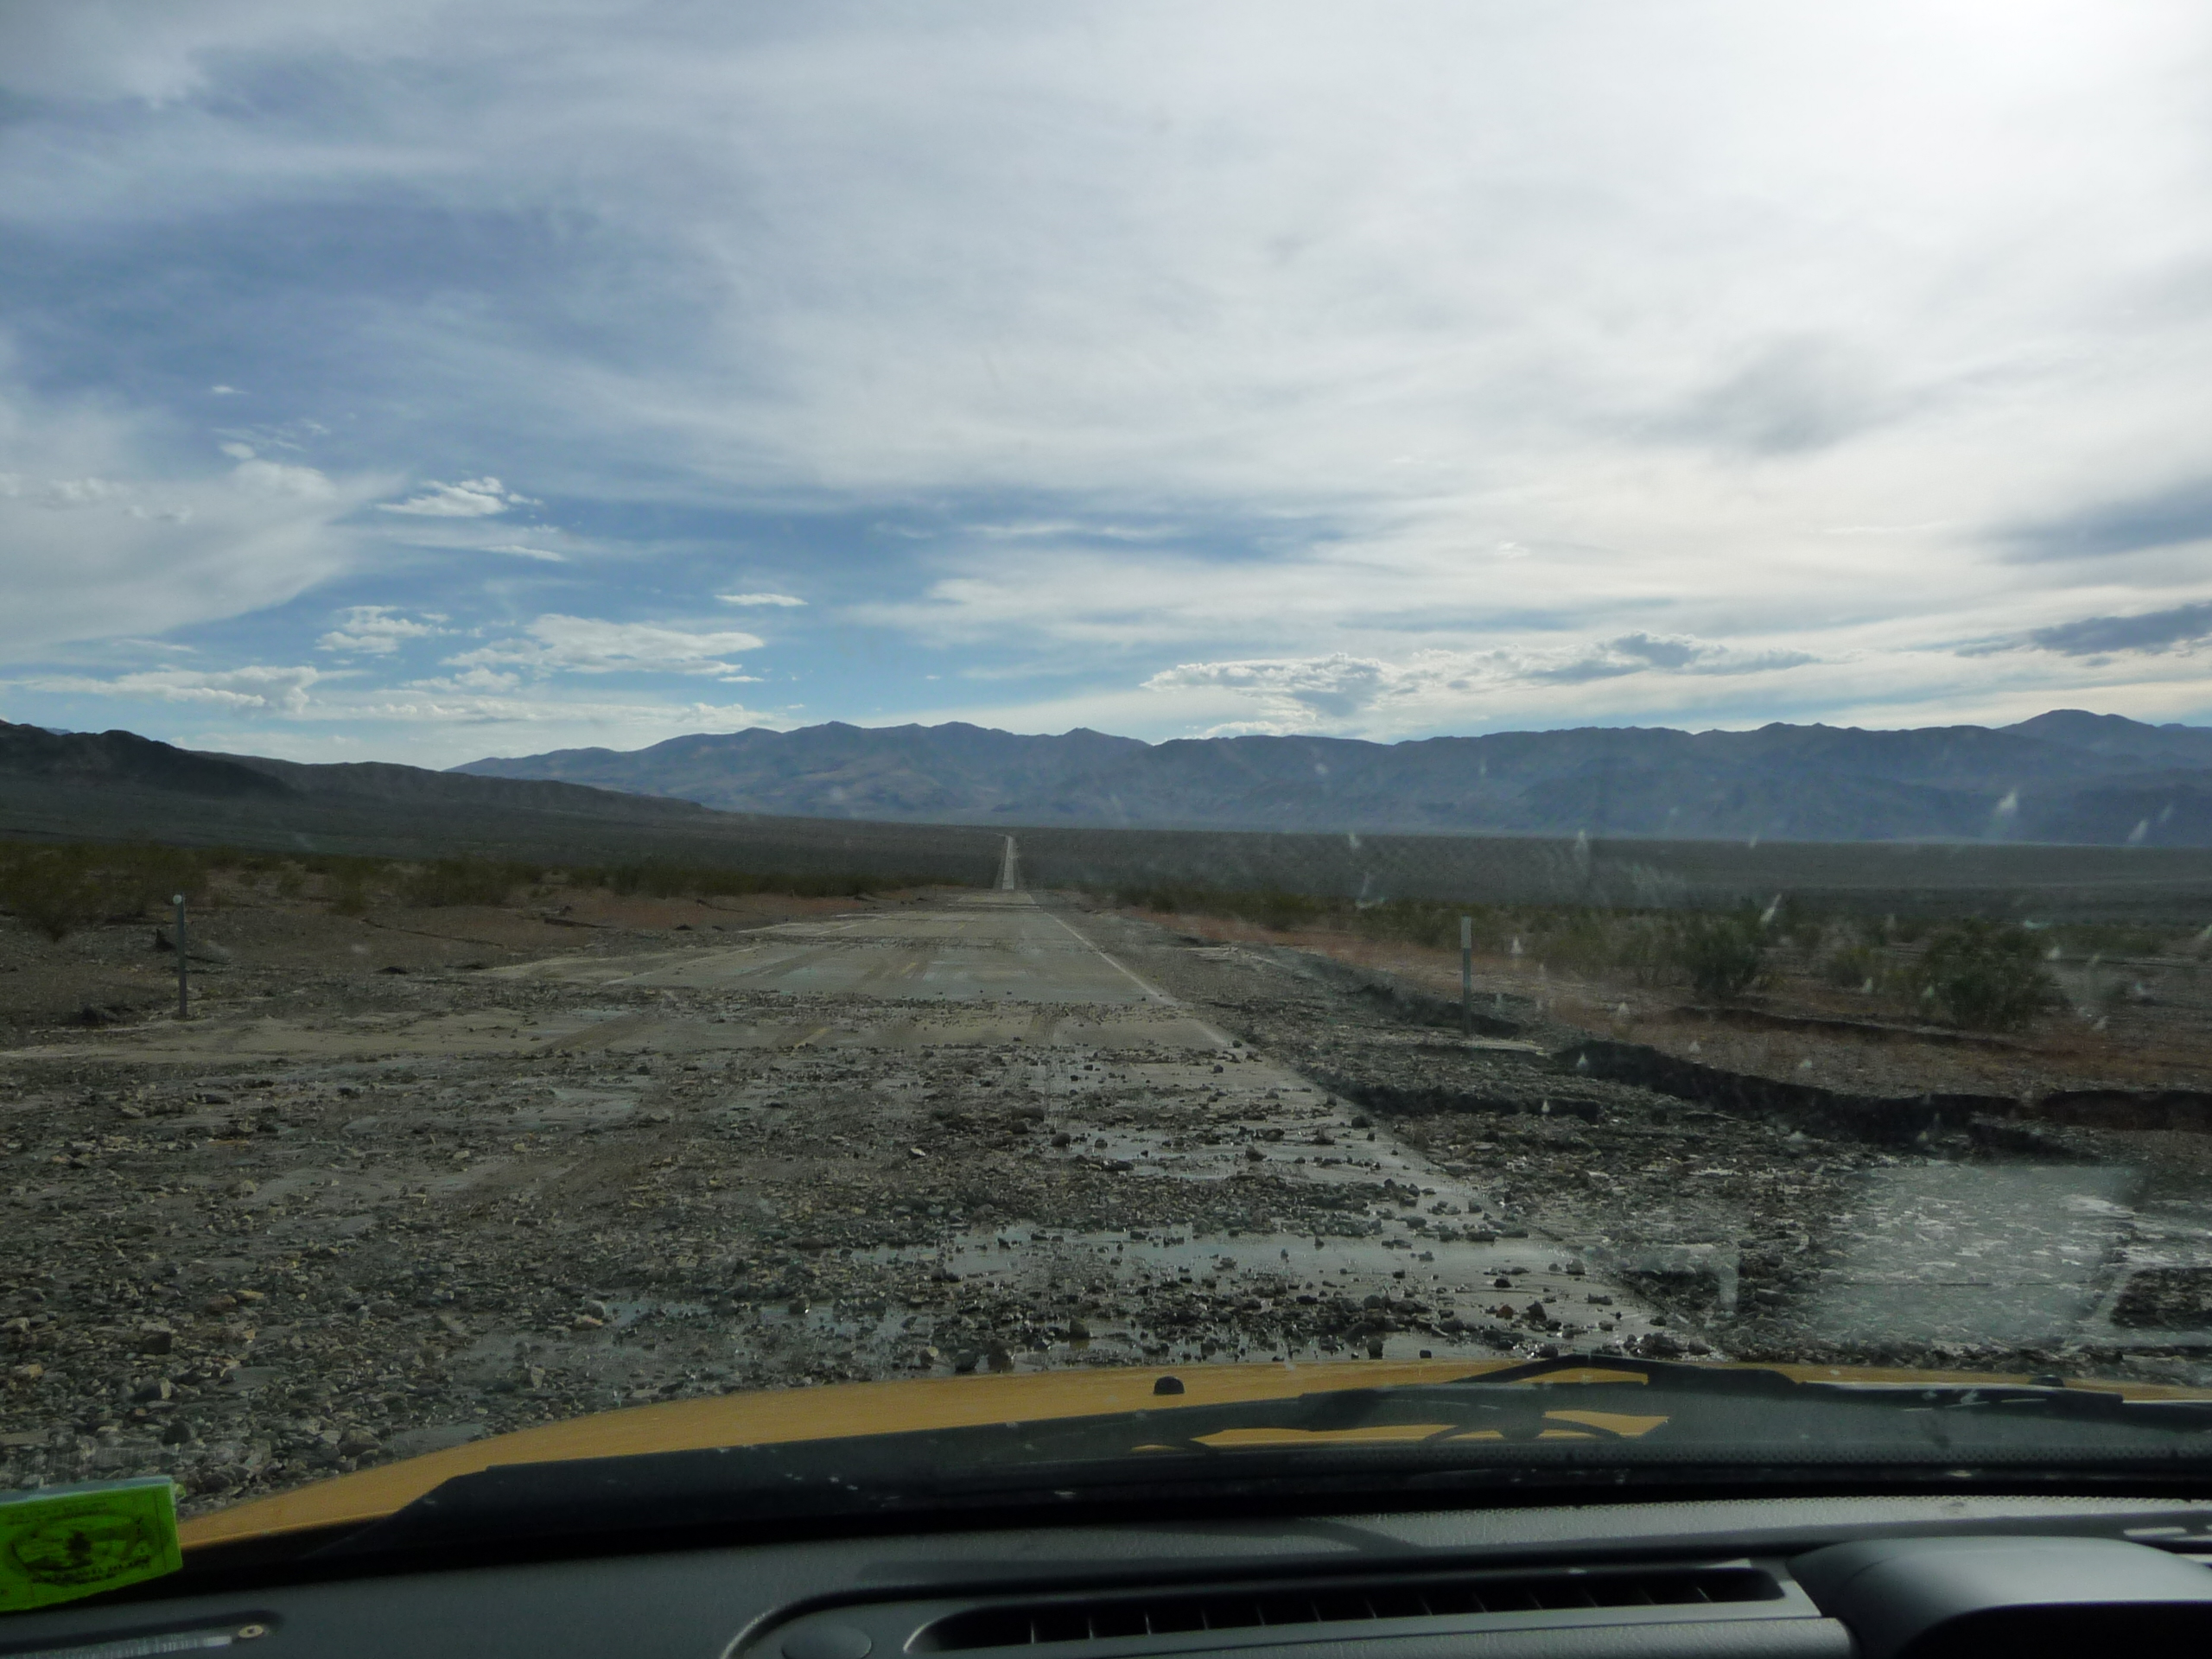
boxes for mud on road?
[3,887,2207,1516]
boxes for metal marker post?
[1460,914,1472,1036]
[173,893,188,1020]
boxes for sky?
[4,1,2212,766]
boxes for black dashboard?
[9,1495,2212,1659]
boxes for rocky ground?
[1061,911,1925,1351]
[5,878,2212,1518]
[1134,907,2212,1103]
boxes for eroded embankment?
[1237,935,2211,1147]
[1560,1038,2212,1146]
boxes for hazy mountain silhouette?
[0,717,1000,883]
[454,710,2212,846]
[0,719,292,800]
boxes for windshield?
[4,3,2212,1545]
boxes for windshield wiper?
[319,1357,2212,1562]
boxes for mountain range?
[453,709,2212,846]
[10,714,2212,912]
[0,716,999,882]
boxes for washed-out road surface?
[10,885,2206,1516]
[2,889,1672,1513]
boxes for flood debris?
[3,884,2210,1516]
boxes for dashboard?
[8,1495,2212,1659]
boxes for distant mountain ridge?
[0,718,292,801]
[452,710,2212,847]
[0,716,1000,883]
[10,714,2212,910]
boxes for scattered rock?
[152,930,233,964]
[7,887,2186,1527]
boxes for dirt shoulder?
[1117,905,2212,1103]
[0,880,938,1046]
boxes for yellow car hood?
[180,1357,2206,1551]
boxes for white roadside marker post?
[173,893,188,1020]
[1460,913,1472,1037]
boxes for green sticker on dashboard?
[0,1478,181,1613]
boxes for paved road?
[7,890,1678,1363]
[491,890,1675,1357]
[502,891,1164,1004]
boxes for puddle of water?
[582,1219,1685,1382]
[604,1298,712,1330]
[1808,1163,2143,1344]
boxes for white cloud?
[39,476,129,508]
[359,512,587,563]
[446,613,766,678]
[9,657,791,766]
[1149,655,1397,724]
[967,520,1171,543]
[404,665,522,692]
[1147,636,1822,732]
[716,591,805,607]
[1528,634,1821,684]
[199,692,791,769]
[229,457,334,499]
[316,606,445,656]
[0,379,378,664]
[9,5,2212,747]
[345,691,775,729]
[16,664,321,715]
[377,476,534,518]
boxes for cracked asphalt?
[6,886,2208,1516]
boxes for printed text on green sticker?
[0,1478,182,1612]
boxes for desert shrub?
[1348,899,1531,958]
[1535,911,1617,976]
[572,861,929,901]
[404,856,537,907]
[1110,883,1325,932]
[2046,922,2171,959]
[1124,882,1212,918]
[1670,912,1765,1001]
[594,861,679,899]
[92,843,211,918]
[1253,890,1325,931]
[1908,919,2054,1030]
[1111,885,1686,984]
[1820,942,1881,991]
[326,862,379,917]
[1763,895,1826,955]
[1604,917,1677,985]
[1502,908,1648,981]
[0,846,106,941]
[0,841,216,938]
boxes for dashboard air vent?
[915,1567,1783,1650]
